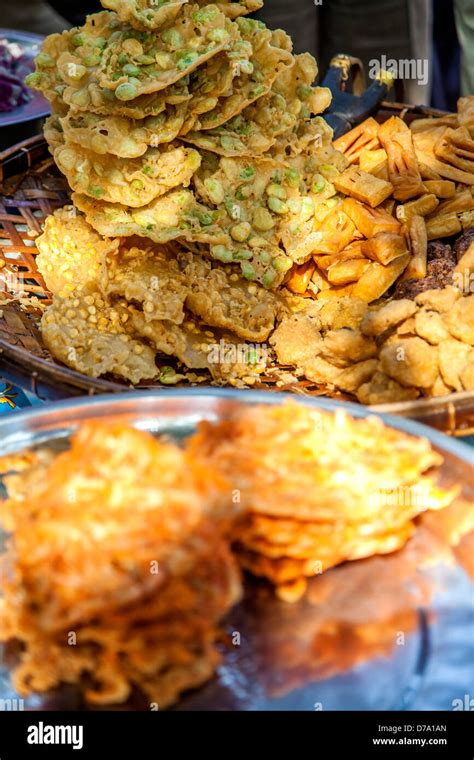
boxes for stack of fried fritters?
[188,401,457,600]
[25,0,474,402]
[25,0,345,385]
[0,422,241,707]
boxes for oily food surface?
[23,1,474,400]
[0,420,241,707]
[187,400,459,599]
[0,401,466,704]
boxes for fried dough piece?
[360,299,417,336]
[359,148,389,180]
[458,95,474,138]
[0,420,241,706]
[444,294,474,344]
[356,371,420,404]
[326,258,369,285]
[402,215,428,279]
[380,337,439,388]
[319,329,376,366]
[73,189,228,247]
[351,254,410,303]
[334,165,393,208]
[414,309,450,345]
[237,522,416,562]
[102,1,263,29]
[396,194,439,222]
[55,139,200,206]
[188,401,444,522]
[25,12,113,104]
[43,114,65,152]
[333,117,380,164]
[415,285,461,313]
[207,1,264,19]
[434,127,474,175]
[361,232,408,266]
[99,6,232,97]
[343,198,401,238]
[438,339,472,391]
[461,354,474,390]
[36,207,119,297]
[126,306,265,384]
[423,180,456,198]
[181,252,279,341]
[41,287,159,384]
[102,245,279,340]
[413,132,474,185]
[270,309,322,367]
[60,108,189,157]
[378,116,424,201]
[102,246,188,324]
[182,52,323,157]
[317,295,368,330]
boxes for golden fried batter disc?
[54,135,200,206]
[36,207,119,297]
[41,286,159,383]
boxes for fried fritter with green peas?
[60,106,189,156]
[98,5,234,97]
[181,54,331,158]
[54,137,201,206]
[192,19,294,132]
[102,1,263,31]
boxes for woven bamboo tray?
[1,105,474,435]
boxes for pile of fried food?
[0,401,464,707]
[0,421,242,708]
[25,0,474,401]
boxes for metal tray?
[0,390,472,711]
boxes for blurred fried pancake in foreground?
[0,422,241,707]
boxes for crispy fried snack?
[188,400,456,598]
[359,148,389,180]
[26,0,474,402]
[60,108,188,157]
[193,21,294,130]
[101,6,233,97]
[361,232,408,266]
[343,198,401,238]
[435,127,474,174]
[181,53,327,157]
[0,422,241,706]
[402,215,428,279]
[102,245,280,340]
[378,117,425,201]
[396,194,439,222]
[334,165,393,208]
[333,117,380,164]
[101,0,189,30]
[458,95,474,138]
[54,138,200,206]
[41,286,160,383]
[351,254,410,302]
[125,305,267,384]
[36,207,119,296]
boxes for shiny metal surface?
[0,390,472,711]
